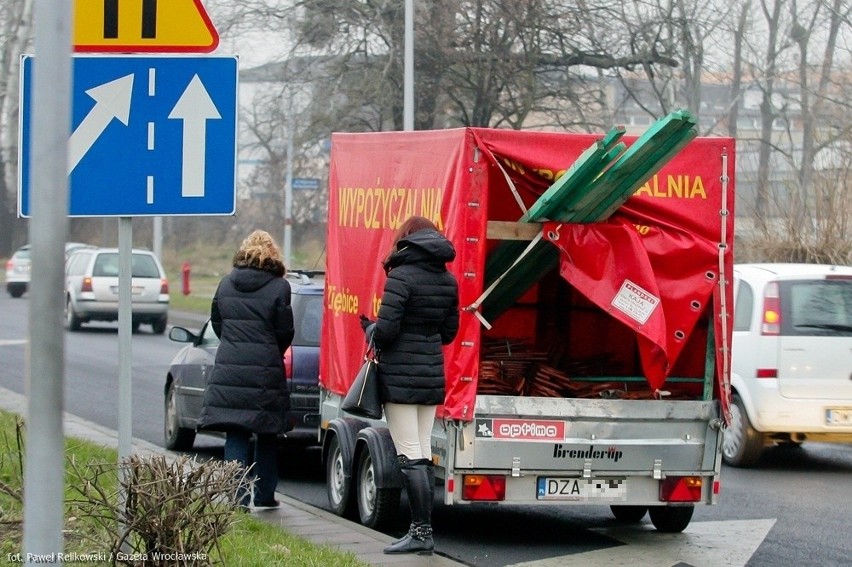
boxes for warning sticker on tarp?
[611,280,660,324]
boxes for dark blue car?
[164,272,323,451]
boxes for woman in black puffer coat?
[360,216,459,555]
[198,229,294,509]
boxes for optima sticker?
[475,418,566,442]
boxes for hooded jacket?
[198,264,294,434]
[372,228,460,405]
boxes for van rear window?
[781,280,852,336]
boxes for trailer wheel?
[356,444,400,530]
[649,505,694,533]
[326,434,357,519]
[610,505,647,523]
[722,394,764,467]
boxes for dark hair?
[384,216,440,265]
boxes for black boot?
[390,458,436,546]
[383,459,434,555]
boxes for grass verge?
[0,409,367,567]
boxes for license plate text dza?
[536,477,627,501]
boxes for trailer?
[319,121,734,533]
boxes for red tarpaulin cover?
[322,128,734,422]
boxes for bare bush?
[68,454,251,567]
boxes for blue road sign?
[292,177,321,190]
[19,55,238,217]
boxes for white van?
[725,263,852,466]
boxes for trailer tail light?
[462,474,506,501]
[660,476,702,502]
[761,282,781,335]
[81,277,93,292]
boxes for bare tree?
[0,0,33,256]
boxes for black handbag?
[341,340,382,419]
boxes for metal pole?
[284,93,294,268]
[404,0,414,131]
[153,216,162,261]
[23,0,72,560]
[118,218,133,465]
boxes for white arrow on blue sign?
[18,55,238,217]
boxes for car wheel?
[8,286,24,299]
[610,505,648,523]
[326,435,358,520]
[65,298,81,331]
[151,316,168,335]
[722,394,764,467]
[356,445,400,530]
[164,382,195,451]
[649,505,694,533]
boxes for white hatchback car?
[64,247,170,334]
[725,263,852,466]
[5,245,31,298]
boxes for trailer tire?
[722,394,764,467]
[326,434,358,520]
[610,505,647,523]
[355,443,401,531]
[649,505,694,533]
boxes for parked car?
[163,271,324,451]
[5,245,31,298]
[5,242,93,298]
[724,263,852,466]
[64,247,170,333]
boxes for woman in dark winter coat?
[198,229,294,509]
[360,216,459,555]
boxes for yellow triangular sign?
[74,0,219,53]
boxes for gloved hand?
[359,314,374,331]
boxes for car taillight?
[160,278,169,294]
[5,260,11,270]
[81,277,93,292]
[282,347,293,381]
[761,281,781,335]
[462,474,506,501]
[660,476,703,502]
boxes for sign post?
[23,0,73,559]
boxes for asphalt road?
[1,293,852,566]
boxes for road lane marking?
[507,519,776,567]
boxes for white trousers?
[384,403,436,461]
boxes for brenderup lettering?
[552,444,623,463]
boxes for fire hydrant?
[181,261,191,296]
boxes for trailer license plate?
[826,408,852,426]
[537,477,627,501]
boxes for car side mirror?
[168,326,196,343]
